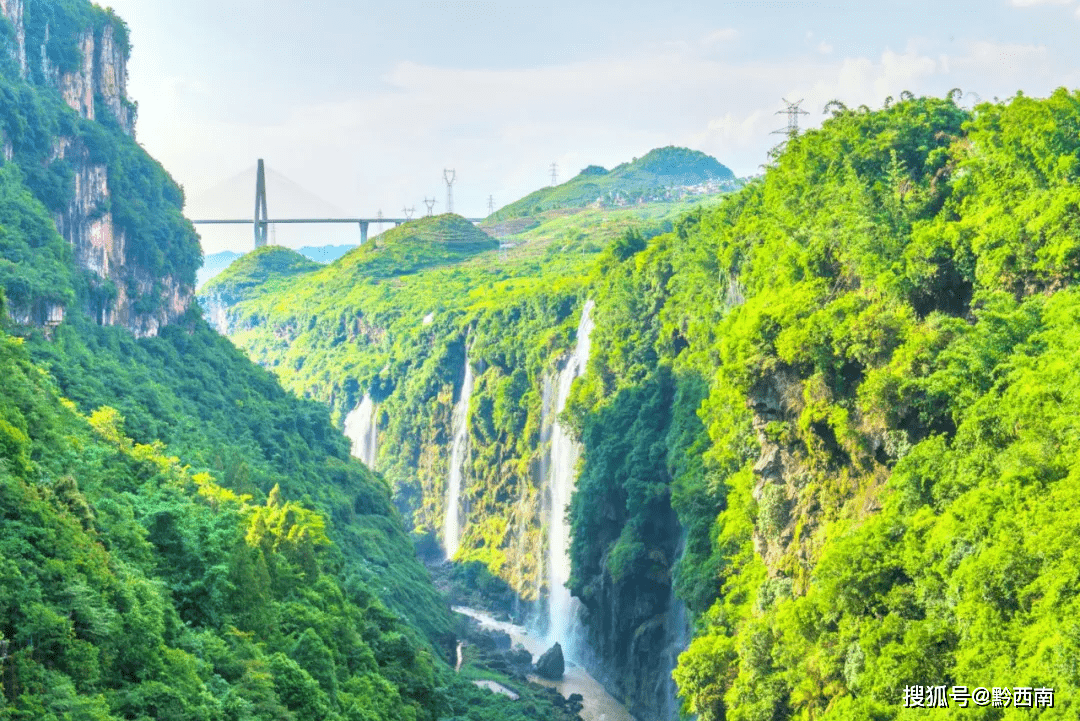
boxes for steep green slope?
[572,90,1080,720]
[1,321,446,720]
[492,146,738,220]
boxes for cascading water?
[344,393,378,468]
[443,356,474,560]
[547,300,595,656]
[534,376,555,615]
[660,595,691,720]
[658,536,691,719]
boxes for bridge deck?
[190,218,485,224]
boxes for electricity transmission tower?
[254,158,268,248]
[770,98,809,156]
[402,206,415,220]
[487,195,495,215]
[550,162,558,186]
[443,169,456,214]
[424,197,437,216]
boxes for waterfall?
[547,300,595,656]
[344,393,378,468]
[443,356,474,560]
[659,539,691,719]
[535,375,555,613]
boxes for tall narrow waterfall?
[535,375,555,608]
[344,393,378,468]
[547,300,595,654]
[443,356,474,560]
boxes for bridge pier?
[359,221,369,244]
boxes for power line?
[424,197,437,216]
[402,206,415,220]
[443,169,456,214]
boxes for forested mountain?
[197,246,358,289]
[206,88,1080,721]
[491,146,740,221]
[0,2,583,719]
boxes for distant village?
[589,177,748,207]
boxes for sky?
[99,0,1080,254]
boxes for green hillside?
[492,146,738,220]
[202,245,320,305]
[337,213,499,278]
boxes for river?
[453,606,636,721]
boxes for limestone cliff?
[1,2,195,338]
[0,0,26,78]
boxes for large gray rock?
[535,642,565,680]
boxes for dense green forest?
[0,1,591,718]
[207,89,1080,720]
[582,90,1080,719]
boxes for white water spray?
[443,356,474,560]
[547,300,595,655]
[344,393,378,468]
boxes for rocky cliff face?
[747,369,805,571]
[577,505,687,721]
[2,3,192,338]
[0,0,26,78]
[4,1,131,133]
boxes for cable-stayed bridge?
[187,160,483,249]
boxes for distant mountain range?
[197,244,358,287]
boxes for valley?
[3,1,1080,720]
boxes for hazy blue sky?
[102,0,1080,253]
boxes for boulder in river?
[535,642,565,679]
[507,644,533,678]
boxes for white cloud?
[817,41,834,55]
[1009,0,1072,6]
[704,28,739,44]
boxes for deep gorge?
[5,1,1080,719]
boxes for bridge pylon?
[254,159,269,248]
